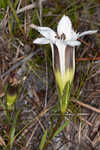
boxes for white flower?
[30,15,97,90]
[30,15,97,46]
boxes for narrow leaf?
[10,127,15,149]
[53,119,70,138]
[40,129,48,150]
[10,111,20,149]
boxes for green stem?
[8,0,25,36]
[42,114,64,150]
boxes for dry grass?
[0,0,100,149]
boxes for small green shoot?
[40,129,48,150]
[8,0,24,36]
[9,111,20,150]
[6,85,18,111]
[53,119,70,138]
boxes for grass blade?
[53,119,70,138]
[10,111,20,149]
[40,129,48,150]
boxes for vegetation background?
[0,0,100,150]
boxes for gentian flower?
[30,15,97,114]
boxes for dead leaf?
[0,135,6,146]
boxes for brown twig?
[78,38,96,51]
[0,49,41,79]
[79,116,93,127]
[76,56,100,62]
[32,88,41,106]
[25,125,38,149]
[16,3,36,14]
[72,98,100,113]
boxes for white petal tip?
[79,30,98,38]
[88,30,98,34]
[33,38,50,44]
[64,40,81,47]
[30,24,38,29]
[61,15,70,21]
[57,15,72,38]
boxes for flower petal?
[33,38,50,44]
[57,15,75,40]
[30,24,56,42]
[78,30,97,38]
[55,41,66,80]
[64,40,81,47]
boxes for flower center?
[61,33,66,40]
[55,33,66,40]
